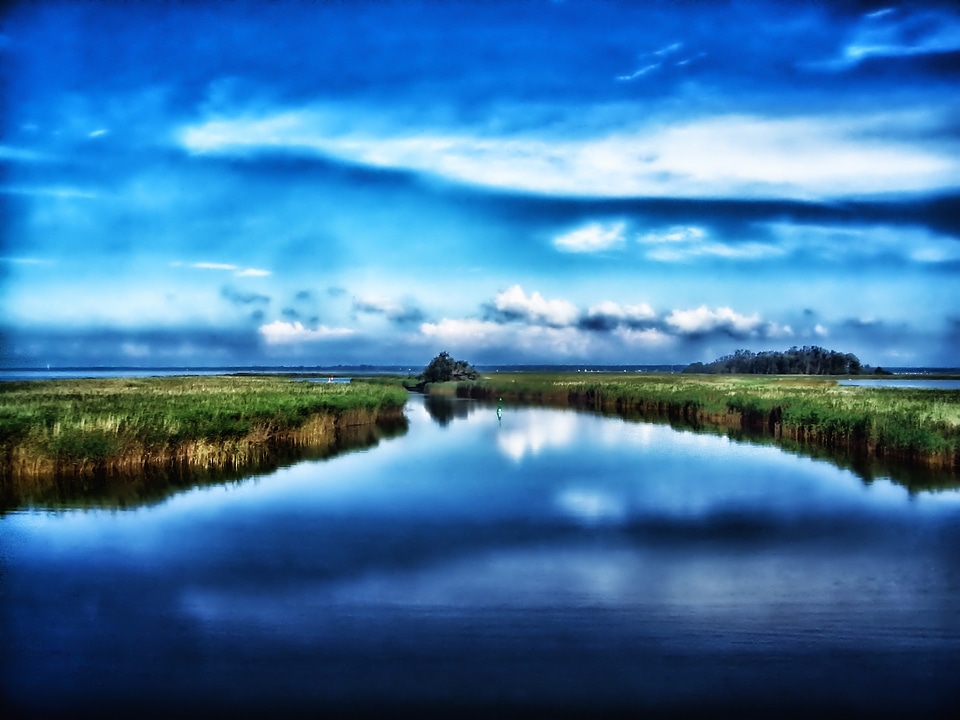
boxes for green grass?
[0,375,408,478]
[453,372,960,469]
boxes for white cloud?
[420,318,591,357]
[193,262,238,271]
[665,306,762,336]
[616,63,660,81]
[493,285,580,327]
[259,321,355,345]
[638,226,706,244]
[88,129,108,138]
[586,300,656,323]
[554,222,625,252]
[179,107,960,199]
[814,324,829,337]
[176,262,271,276]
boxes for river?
[2,395,959,718]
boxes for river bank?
[446,373,960,473]
[0,376,407,507]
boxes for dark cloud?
[221,286,270,306]
[353,298,426,325]
[1,325,264,367]
[281,307,300,320]
[294,290,312,301]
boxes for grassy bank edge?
[0,376,408,489]
[445,373,960,472]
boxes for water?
[3,396,960,717]
[839,378,960,390]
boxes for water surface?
[3,396,959,717]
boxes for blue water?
[2,396,959,717]
[839,379,960,390]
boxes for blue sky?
[2,0,959,368]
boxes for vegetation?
[452,372,960,472]
[420,351,479,382]
[683,346,864,375]
[0,375,408,507]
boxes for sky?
[2,0,959,368]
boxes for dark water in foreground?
[3,396,960,718]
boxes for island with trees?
[682,346,892,375]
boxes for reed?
[454,373,960,471]
[0,376,408,490]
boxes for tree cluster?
[683,346,866,375]
[420,351,479,383]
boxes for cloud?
[807,7,960,70]
[236,268,271,277]
[221,286,270,305]
[637,225,782,262]
[553,222,625,253]
[258,321,355,345]
[489,285,580,327]
[180,107,960,199]
[581,300,656,331]
[665,306,763,337]
[353,296,425,324]
[88,129,108,138]
[175,261,271,277]
[616,63,660,81]
[420,318,591,358]
[195,262,239,270]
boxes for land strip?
[448,373,960,472]
[0,375,407,507]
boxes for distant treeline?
[683,346,887,375]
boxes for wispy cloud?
[221,286,270,306]
[180,108,959,199]
[554,222,625,253]
[807,7,960,70]
[353,295,425,324]
[173,261,271,277]
[259,321,355,345]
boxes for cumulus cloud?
[553,222,625,252]
[581,300,656,331]
[665,306,763,337]
[259,321,355,344]
[420,318,591,357]
[490,285,580,327]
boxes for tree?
[420,351,478,382]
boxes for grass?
[452,372,960,471]
[0,375,408,504]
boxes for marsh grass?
[455,373,960,471]
[0,375,408,502]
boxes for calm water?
[839,378,960,390]
[3,396,960,718]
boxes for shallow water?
[839,378,960,390]
[2,395,959,717]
